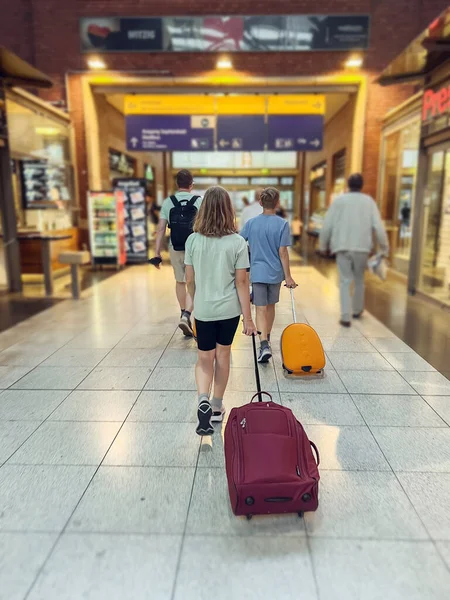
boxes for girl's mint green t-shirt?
[184,232,250,322]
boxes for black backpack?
[169,195,199,251]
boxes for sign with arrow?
[267,115,324,151]
[216,116,266,151]
[126,115,214,151]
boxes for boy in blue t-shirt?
[240,187,297,363]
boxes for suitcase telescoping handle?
[290,287,297,323]
[251,333,263,402]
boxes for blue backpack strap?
[187,195,200,206]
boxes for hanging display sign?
[126,115,215,151]
[267,115,324,151]
[81,15,370,53]
[125,94,325,152]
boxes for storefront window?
[379,119,420,275]
[419,150,450,305]
[6,97,75,227]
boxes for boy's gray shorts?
[252,282,282,306]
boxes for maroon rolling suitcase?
[224,334,320,520]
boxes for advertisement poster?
[81,15,370,53]
[113,178,148,263]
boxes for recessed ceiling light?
[216,57,233,70]
[345,56,363,69]
[87,57,106,70]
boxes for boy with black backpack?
[154,169,202,337]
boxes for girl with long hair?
[185,186,257,435]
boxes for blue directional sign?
[268,115,324,151]
[126,115,215,151]
[216,116,266,151]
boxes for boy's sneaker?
[196,400,214,436]
[258,343,272,363]
[178,312,194,337]
[211,405,226,423]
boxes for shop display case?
[113,178,148,263]
[88,190,126,268]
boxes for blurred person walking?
[319,173,389,327]
[239,189,263,230]
[153,169,202,337]
[185,186,257,436]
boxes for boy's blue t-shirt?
[240,214,291,284]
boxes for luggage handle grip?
[250,391,273,403]
[310,441,320,466]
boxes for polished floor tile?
[397,473,450,540]
[99,348,164,368]
[0,366,32,389]
[175,536,317,600]
[352,394,447,427]
[49,390,139,422]
[437,541,450,569]
[305,471,428,539]
[158,349,198,368]
[0,464,95,531]
[382,352,437,372]
[116,333,170,350]
[401,372,450,396]
[327,352,394,371]
[0,344,56,367]
[186,468,306,537]
[9,421,121,466]
[310,539,450,600]
[78,367,152,391]
[0,532,56,600]
[278,369,346,394]
[423,396,450,425]
[304,425,390,470]
[0,421,41,463]
[144,367,197,391]
[321,337,375,352]
[104,422,200,467]
[127,391,197,422]
[27,533,181,600]
[65,332,126,349]
[369,337,414,353]
[371,427,450,472]
[226,367,279,392]
[11,367,91,390]
[338,370,415,395]
[68,466,194,534]
[41,348,109,368]
[282,392,364,425]
[0,389,69,421]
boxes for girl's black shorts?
[195,316,240,351]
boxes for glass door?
[419,149,450,305]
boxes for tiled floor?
[0,264,449,600]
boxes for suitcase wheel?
[301,366,312,373]
[246,514,253,521]
[282,364,293,375]
[298,511,304,519]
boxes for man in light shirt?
[319,173,388,328]
[239,189,263,231]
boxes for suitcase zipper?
[232,418,244,483]
[240,418,246,429]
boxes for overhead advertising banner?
[268,115,324,151]
[216,116,266,151]
[126,115,215,151]
[81,15,370,52]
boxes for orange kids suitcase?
[281,288,326,376]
